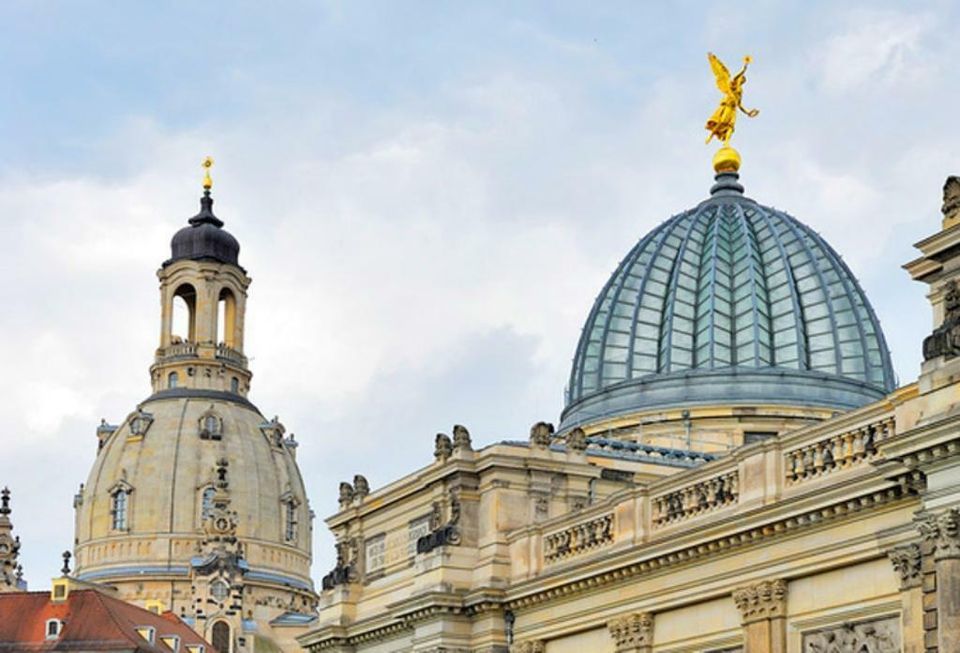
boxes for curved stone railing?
[652,471,739,528]
[785,417,894,485]
[543,513,614,564]
[160,342,197,359]
[216,343,246,366]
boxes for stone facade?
[291,178,960,653]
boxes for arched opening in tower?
[171,283,197,343]
[217,288,237,348]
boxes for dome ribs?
[803,227,894,390]
[595,222,673,390]
[752,205,809,370]
[695,206,731,369]
[571,229,657,401]
[655,209,708,374]
[776,213,845,376]
[732,203,770,368]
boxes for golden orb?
[713,145,741,173]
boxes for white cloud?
[816,10,934,92]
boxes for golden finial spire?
[704,53,759,173]
[202,156,215,190]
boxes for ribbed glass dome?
[561,171,896,429]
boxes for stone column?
[732,579,787,653]
[607,612,653,653]
[917,509,960,652]
[888,543,924,653]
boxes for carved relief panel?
[801,616,900,652]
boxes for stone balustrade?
[543,512,614,563]
[216,343,246,365]
[785,416,894,485]
[160,342,197,359]
[652,471,739,527]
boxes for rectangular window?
[365,534,386,574]
[407,516,432,556]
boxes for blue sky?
[0,0,956,584]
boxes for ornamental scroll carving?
[801,616,900,652]
[916,508,960,560]
[887,543,922,589]
[923,280,960,361]
[732,579,787,625]
[607,612,653,652]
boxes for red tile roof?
[0,590,211,652]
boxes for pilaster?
[889,543,925,653]
[607,612,653,653]
[732,579,787,653]
[917,509,960,652]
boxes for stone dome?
[561,171,896,430]
[74,394,313,594]
[168,191,241,267]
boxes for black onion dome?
[166,190,241,267]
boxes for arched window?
[111,490,129,530]
[211,621,230,653]
[168,372,179,389]
[285,500,297,542]
[171,283,197,343]
[217,288,237,348]
[210,579,229,602]
[230,377,239,394]
[201,487,216,521]
[199,409,222,440]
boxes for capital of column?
[607,612,654,652]
[887,543,923,589]
[916,509,960,560]
[511,640,545,653]
[732,579,788,625]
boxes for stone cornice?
[302,591,507,650]
[732,579,787,624]
[326,444,598,529]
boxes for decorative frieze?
[512,641,545,653]
[732,579,787,625]
[887,543,922,589]
[607,612,653,652]
[916,508,960,560]
[785,417,893,484]
[543,513,614,563]
[801,616,900,652]
[652,471,738,527]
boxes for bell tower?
[151,158,252,397]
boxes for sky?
[0,0,956,585]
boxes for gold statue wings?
[705,53,758,146]
[708,52,733,94]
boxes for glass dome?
[561,171,896,430]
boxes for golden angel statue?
[705,53,759,145]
